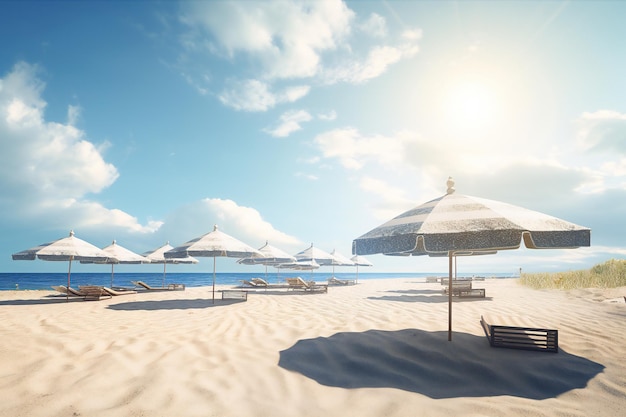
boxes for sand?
[0,278,624,417]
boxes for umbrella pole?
[448,251,453,341]
[66,257,73,303]
[162,263,166,288]
[212,256,216,304]
[111,264,114,288]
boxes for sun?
[443,81,496,131]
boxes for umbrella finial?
[214,224,219,231]
[112,239,116,244]
[69,230,75,237]
[446,177,455,195]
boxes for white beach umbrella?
[350,255,373,283]
[81,240,149,288]
[294,243,335,265]
[329,249,355,278]
[353,177,591,341]
[143,242,199,288]
[12,230,110,301]
[293,243,335,280]
[165,225,261,302]
[237,241,296,281]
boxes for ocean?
[0,271,513,291]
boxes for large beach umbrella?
[12,230,110,301]
[352,177,591,341]
[81,240,149,288]
[350,255,373,283]
[143,242,199,288]
[293,243,335,280]
[329,249,355,278]
[294,243,335,265]
[165,225,261,302]
[238,241,296,281]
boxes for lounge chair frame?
[480,315,558,353]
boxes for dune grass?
[519,259,626,290]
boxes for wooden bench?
[78,285,112,301]
[458,288,486,298]
[425,277,440,283]
[480,315,558,353]
[442,281,472,295]
[221,290,248,301]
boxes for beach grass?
[519,258,626,289]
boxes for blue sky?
[1,0,625,275]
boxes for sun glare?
[443,81,495,131]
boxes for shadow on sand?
[107,298,245,311]
[278,328,604,399]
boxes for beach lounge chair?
[132,280,185,291]
[251,278,270,286]
[480,315,558,353]
[51,285,86,297]
[77,286,112,301]
[101,286,137,296]
[328,277,356,286]
[286,277,328,293]
[241,279,265,288]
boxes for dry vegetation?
[519,259,626,290]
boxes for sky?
[1,0,625,276]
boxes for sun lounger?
[51,285,85,297]
[78,286,112,301]
[480,315,558,353]
[327,277,356,286]
[132,280,185,291]
[251,277,270,286]
[286,277,328,293]
[101,286,137,296]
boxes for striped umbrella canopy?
[165,225,261,302]
[353,177,591,341]
[12,230,110,301]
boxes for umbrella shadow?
[368,294,449,303]
[0,297,85,306]
[386,289,445,295]
[107,298,245,311]
[278,328,604,399]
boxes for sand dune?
[0,278,624,417]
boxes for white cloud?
[0,62,159,234]
[181,0,354,80]
[359,13,387,37]
[313,127,420,170]
[158,198,301,249]
[264,109,312,138]
[577,110,626,153]
[179,1,421,107]
[219,79,310,112]
[318,110,337,121]
[359,176,415,220]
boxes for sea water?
[0,271,513,291]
